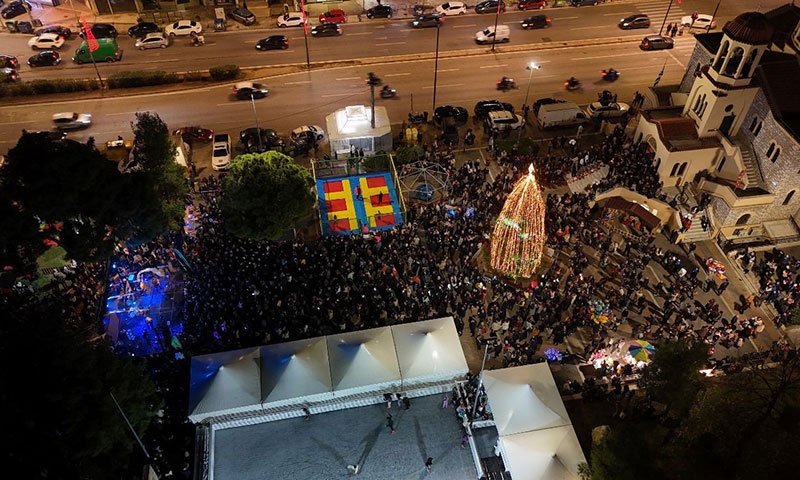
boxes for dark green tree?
[1,297,160,479]
[220,152,314,240]
[1,132,126,260]
[123,112,188,245]
[640,340,708,417]
[590,422,666,480]
[679,350,800,479]
[0,190,45,272]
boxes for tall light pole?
[432,21,441,115]
[300,0,311,70]
[707,0,722,33]
[250,93,263,152]
[659,0,674,36]
[518,61,540,145]
[490,0,502,52]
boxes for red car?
[319,9,347,24]
[518,0,547,9]
[173,126,214,144]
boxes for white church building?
[634,5,800,248]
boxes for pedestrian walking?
[302,407,311,420]
[425,457,433,473]
[347,464,360,475]
[441,394,449,409]
[576,124,584,139]
[461,433,470,448]
[386,414,396,434]
[402,396,411,410]
[671,24,678,37]
[666,22,673,35]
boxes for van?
[536,102,588,129]
[475,25,510,44]
[73,38,123,64]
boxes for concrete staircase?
[734,136,764,189]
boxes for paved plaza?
[213,394,476,480]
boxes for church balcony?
[697,176,774,209]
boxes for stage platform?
[317,172,403,236]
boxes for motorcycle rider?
[568,76,580,87]
[499,76,513,88]
[381,85,394,95]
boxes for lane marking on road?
[605,12,633,16]
[214,103,246,107]
[422,83,463,89]
[453,24,477,28]
[572,25,608,30]
[376,41,407,46]
[105,111,141,116]
[321,92,358,97]
[375,36,388,40]
[283,80,312,85]
[0,120,36,126]
[399,28,415,32]
[569,52,643,60]
[556,16,579,20]
[385,72,411,77]
[348,32,372,35]
[438,68,460,72]
[336,76,361,80]
[479,64,508,68]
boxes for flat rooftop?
[213,394,477,480]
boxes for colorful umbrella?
[628,340,655,362]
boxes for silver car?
[52,112,92,130]
[135,32,169,50]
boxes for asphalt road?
[0,0,750,81]
[0,39,693,152]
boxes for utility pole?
[491,0,502,52]
[432,22,441,114]
[517,61,540,145]
[250,93,263,152]
[469,344,489,429]
[109,390,159,479]
[659,0,674,36]
[300,0,311,70]
[707,0,722,33]
[367,73,380,129]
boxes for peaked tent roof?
[260,337,333,405]
[390,317,468,382]
[483,364,570,436]
[189,347,262,418]
[501,425,585,480]
[327,326,401,392]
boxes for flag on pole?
[652,59,667,88]
[81,16,100,53]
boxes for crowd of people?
[744,247,800,327]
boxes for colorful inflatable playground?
[316,171,405,235]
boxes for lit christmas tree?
[490,164,546,278]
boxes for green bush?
[363,153,391,172]
[209,64,240,81]
[0,79,99,98]
[183,70,204,82]
[107,71,180,89]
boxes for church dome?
[723,12,774,45]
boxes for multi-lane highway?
[0,41,690,149]
[0,0,739,81]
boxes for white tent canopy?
[391,317,468,386]
[483,364,571,436]
[189,347,262,421]
[484,363,587,480]
[260,337,333,408]
[501,426,586,480]
[189,318,466,424]
[328,326,401,394]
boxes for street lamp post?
[659,0,674,36]
[300,0,311,70]
[518,61,540,144]
[707,0,722,33]
[432,22,441,115]
[491,1,502,52]
[250,93,263,152]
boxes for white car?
[435,1,467,15]
[165,20,202,37]
[211,133,231,171]
[681,14,716,29]
[135,32,169,50]
[28,33,65,50]
[277,12,306,27]
[291,125,325,142]
[486,110,524,131]
[52,112,92,130]
[586,102,630,118]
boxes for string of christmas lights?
[490,164,546,278]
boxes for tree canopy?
[0,297,160,479]
[220,152,314,240]
[640,340,708,416]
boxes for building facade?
[634,5,800,248]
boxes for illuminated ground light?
[490,164,546,278]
